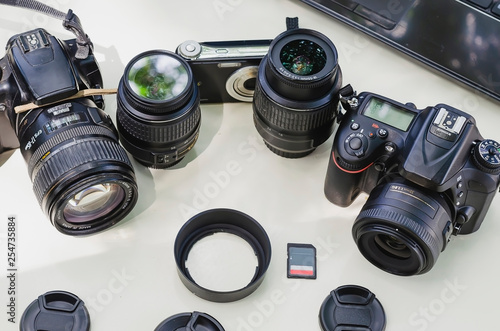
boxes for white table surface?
[1,1,500,330]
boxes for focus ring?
[117,104,201,144]
[32,139,132,205]
[28,125,118,179]
[253,82,337,133]
[267,59,337,93]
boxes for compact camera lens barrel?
[253,28,342,158]
[117,50,201,169]
[16,99,138,236]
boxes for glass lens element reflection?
[128,54,189,101]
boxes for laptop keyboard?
[461,0,500,18]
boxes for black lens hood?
[174,209,272,302]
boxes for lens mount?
[352,180,453,275]
[117,50,201,169]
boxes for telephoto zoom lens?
[117,50,201,169]
[253,28,342,158]
[16,99,138,236]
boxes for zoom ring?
[32,139,132,205]
[117,105,201,144]
[253,82,337,133]
[28,125,118,179]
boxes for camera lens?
[117,50,201,168]
[280,40,326,76]
[16,99,138,236]
[253,29,342,158]
[352,179,453,275]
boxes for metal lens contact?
[127,54,189,102]
[280,39,327,76]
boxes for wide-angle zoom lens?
[17,99,138,236]
[253,28,342,158]
[117,50,201,168]
[352,179,453,276]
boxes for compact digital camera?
[325,89,500,275]
[176,39,271,103]
[0,22,138,235]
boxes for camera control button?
[350,122,360,130]
[349,137,363,150]
[177,40,202,59]
[377,128,388,138]
[384,143,396,153]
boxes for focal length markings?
[6,216,17,323]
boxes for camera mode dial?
[473,139,500,174]
[345,132,368,157]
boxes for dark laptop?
[299,0,500,103]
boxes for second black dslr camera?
[0,14,138,236]
[325,88,500,276]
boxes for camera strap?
[0,0,92,59]
[14,88,118,114]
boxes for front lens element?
[374,234,412,259]
[64,183,125,224]
[127,54,189,101]
[280,40,326,76]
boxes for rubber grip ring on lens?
[174,208,272,302]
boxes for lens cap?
[319,285,386,331]
[154,311,224,331]
[20,290,90,331]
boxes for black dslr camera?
[325,89,500,276]
[0,14,138,235]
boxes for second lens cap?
[20,290,90,331]
[319,285,386,331]
[154,311,225,331]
